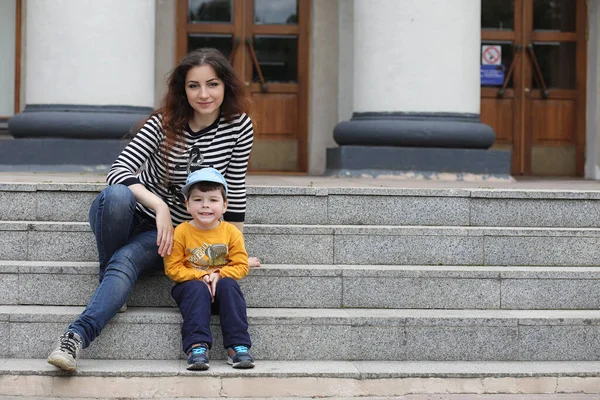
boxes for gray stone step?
[2,359,600,398]
[3,261,600,310]
[4,182,600,228]
[2,306,600,362]
[4,221,600,266]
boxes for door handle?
[524,88,530,93]
[497,43,521,98]
[526,43,549,99]
[244,37,268,93]
[229,37,242,64]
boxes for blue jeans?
[172,278,251,354]
[68,184,164,348]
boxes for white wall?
[0,0,16,116]
[25,0,155,107]
[586,0,600,179]
[308,0,339,174]
[338,0,353,123]
[155,0,176,108]
[353,0,480,114]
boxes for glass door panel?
[252,35,298,83]
[481,0,514,30]
[187,34,233,58]
[188,0,233,23]
[254,0,298,25]
[532,0,576,32]
[531,42,576,89]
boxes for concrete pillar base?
[334,112,496,149]
[0,137,126,172]
[326,145,511,179]
[8,105,152,139]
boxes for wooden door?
[176,0,310,173]
[481,0,587,176]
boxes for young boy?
[164,167,254,370]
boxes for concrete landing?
[3,359,600,398]
[1,172,600,191]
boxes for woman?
[47,48,258,372]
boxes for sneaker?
[118,303,127,313]
[47,331,83,371]
[187,344,210,370]
[227,345,255,369]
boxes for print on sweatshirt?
[187,243,229,270]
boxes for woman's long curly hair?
[154,48,251,180]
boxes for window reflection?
[481,0,514,30]
[254,0,297,25]
[532,42,576,89]
[253,35,298,83]
[188,0,232,23]
[188,34,232,59]
[533,0,576,32]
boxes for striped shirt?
[106,113,253,225]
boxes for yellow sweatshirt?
[164,221,249,283]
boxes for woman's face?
[185,65,225,121]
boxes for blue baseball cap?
[181,167,228,197]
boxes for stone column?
[9,0,155,139]
[328,0,509,178]
[585,0,600,179]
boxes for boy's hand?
[249,257,262,268]
[208,271,221,302]
[202,275,214,302]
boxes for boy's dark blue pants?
[171,277,251,354]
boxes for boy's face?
[185,187,227,229]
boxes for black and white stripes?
[106,114,253,225]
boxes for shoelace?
[191,346,207,356]
[233,345,249,354]
[59,332,80,357]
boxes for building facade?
[2,0,600,178]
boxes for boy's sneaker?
[47,331,83,371]
[187,344,210,370]
[226,345,255,369]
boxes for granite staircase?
[2,182,600,398]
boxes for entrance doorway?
[176,0,310,173]
[481,0,587,176]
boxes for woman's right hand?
[127,183,174,257]
[155,203,174,257]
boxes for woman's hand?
[155,203,174,257]
[128,183,174,257]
